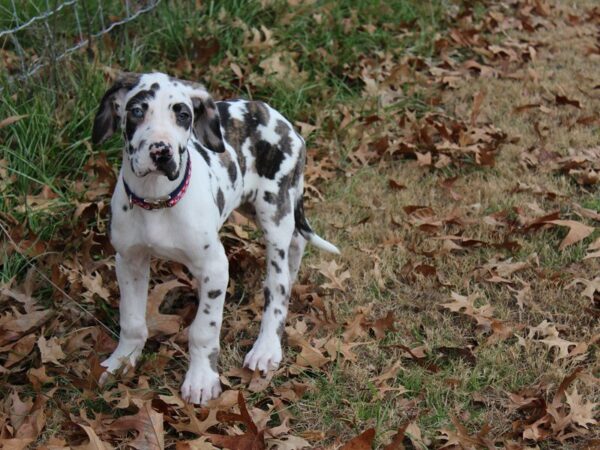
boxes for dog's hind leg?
[244,195,296,373]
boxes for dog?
[91,72,339,405]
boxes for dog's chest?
[111,202,206,264]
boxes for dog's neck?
[121,147,190,201]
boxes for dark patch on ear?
[216,188,225,216]
[216,101,247,175]
[194,142,211,166]
[92,72,141,145]
[255,140,285,179]
[217,102,231,126]
[193,94,225,153]
[264,287,272,310]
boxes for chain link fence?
[0,0,160,80]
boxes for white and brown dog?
[92,72,339,404]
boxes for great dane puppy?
[92,72,339,404]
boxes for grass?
[1,0,599,448]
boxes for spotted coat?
[92,72,339,406]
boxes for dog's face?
[92,72,224,180]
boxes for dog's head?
[92,72,224,180]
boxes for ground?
[0,0,598,449]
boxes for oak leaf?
[37,336,66,366]
[147,279,185,338]
[109,401,164,450]
[206,392,265,450]
[313,260,351,291]
[545,219,593,249]
[565,388,598,429]
[74,425,114,450]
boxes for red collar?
[123,154,192,210]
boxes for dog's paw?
[99,343,144,385]
[243,337,282,374]
[181,364,222,405]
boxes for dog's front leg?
[101,251,150,379]
[181,243,228,405]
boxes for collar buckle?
[145,196,171,209]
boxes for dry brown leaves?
[2,0,600,448]
[508,369,599,443]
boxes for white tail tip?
[308,234,340,254]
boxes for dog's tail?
[294,197,340,254]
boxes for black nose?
[149,141,173,164]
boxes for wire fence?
[0,0,161,80]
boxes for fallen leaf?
[37,336,66,366]
[0,115,28,129]
[74,425,113,450]
[340,428,375,450]
[545,220,594,249]
[146,279,184,337]
[206,392,265,450]
[566,388,598,429]
[109,401,164,450]
[313,260,351,291]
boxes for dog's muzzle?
[149,142,178,180]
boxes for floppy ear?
[92,72,141,145]
[189,86,225,153]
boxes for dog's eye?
[177,111,190,122]
[130,107,144,119]
[173,104,190,122]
